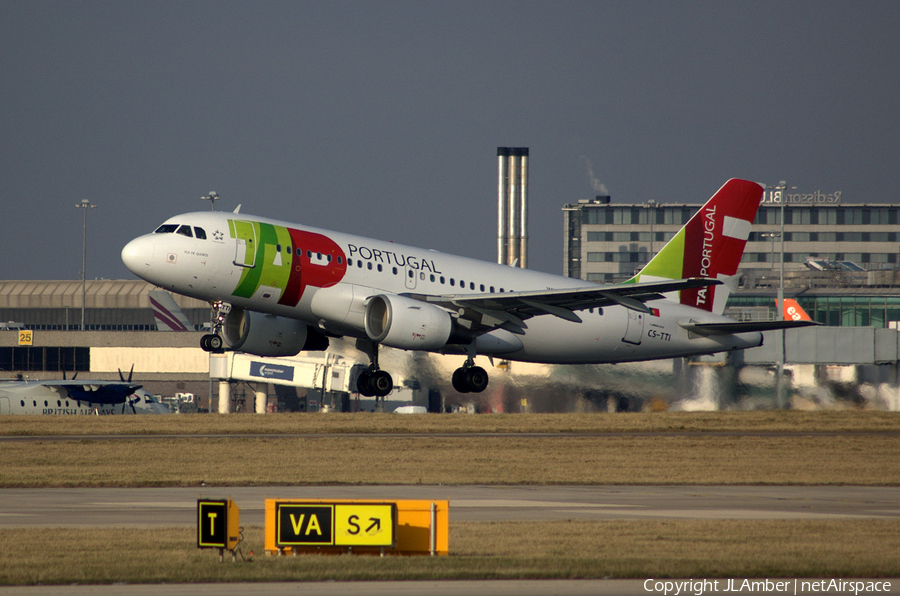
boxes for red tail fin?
[630,179,763,313]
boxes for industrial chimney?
[497,147,529,267]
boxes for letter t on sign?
[197,499,240,553]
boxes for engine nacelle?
[222,307,328,356]
[365,294,454,351]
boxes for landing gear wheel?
[200,334,223,352]
[356,370,375,397]
[207,334,223,351]
[452,365,488,393]
[452,368,470,393]
[370,370,393,396]
[464,366,489,393]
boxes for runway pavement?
[1,485,898,595]
[1,485,898,528]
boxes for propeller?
[117,364,135,383]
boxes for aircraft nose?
[121,235,154,277]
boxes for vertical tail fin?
[782,298,812,321]
[148,290,193,331]
[629,179,763,314]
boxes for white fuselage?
[122,211,761,365]
[0,382,171,415]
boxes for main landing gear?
[355,339,394,398]
[354,341,489,399]
[451,358,488,394]
[200,301,230,353]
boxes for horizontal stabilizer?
[679,319,819,337]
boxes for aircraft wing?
[411,277,721,335]
[41,381,143,405]
[678,319,819,337]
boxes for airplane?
[149,289,195,331]
[0,370,172,415]
[782,298,813,322]
[121,178,816,398]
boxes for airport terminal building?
[563,189,900,327]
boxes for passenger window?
[367,263,372,270]
[337,256,343,264]
[392,267,398,275]
[490,286,495,293]
[440,276,445,284]
[276,244,282,252]
[194,227,207,239]
[154,224,178,234]
[176,225,193,237]
[297,248,303,256]
[377,264,383,272]
[408,270,414,278]
[469,282,475,290]
[480,284,485,292]
[358,261,363,268]
[450,279,455,286]
[20,400,24,407]
[430,274,435,282]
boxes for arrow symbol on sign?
[366,518,381,533]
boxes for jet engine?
[222,307,329,357]
[364,294,459,351]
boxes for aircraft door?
[622,310,644,345]
[404,266,417,290]
[231,220,258,268]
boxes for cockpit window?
[176,225,193,237]
[154,224,178,234]
[194,227,207,239]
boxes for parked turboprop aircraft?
[0,376,171,415]
[122,179,814,397]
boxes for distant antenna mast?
[200,191,219,211]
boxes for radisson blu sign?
[761,189,842,205]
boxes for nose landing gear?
[200,301,230,353]
[200,333,223,352]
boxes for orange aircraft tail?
[782,298,812,322]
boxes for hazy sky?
[3,1,899,280]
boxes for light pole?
[75,199,96,331]
[201,191,219,211]
[760,231,780,291]
[201,191,219,412]
[768,180,794,408]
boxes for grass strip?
[0,520,898,585]
[0,410,898,437]
[1,433,898,487]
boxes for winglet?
[630,179,764,315]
